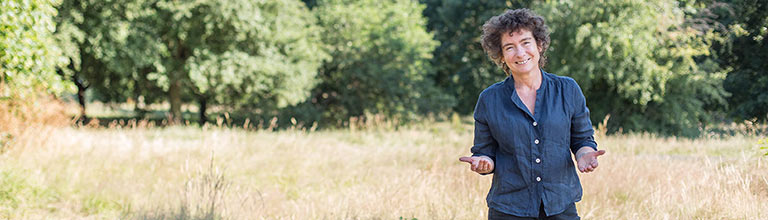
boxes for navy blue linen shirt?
[471,70,598,217]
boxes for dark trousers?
[488,202,580,220]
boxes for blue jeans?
[488,202,580,220]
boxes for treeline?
[1,0,766,137]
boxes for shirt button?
[533,121,538,126]
[534,139,540,144]
[536,177,541,182]
[535,158,541,163]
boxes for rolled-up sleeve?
[471,93,498,172]
[568,79,597,154]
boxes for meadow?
[1,114,767,219]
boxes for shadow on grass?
[76,102,454,131]
[125,155,260,220]
[130,207,220,220]
[76,108,317,132]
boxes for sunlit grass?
[0,121,766,219]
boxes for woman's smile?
[514,58,531,65]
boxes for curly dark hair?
[481,8,550,75]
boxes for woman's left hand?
[576,149,606,173]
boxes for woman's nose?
[514,46,526,57]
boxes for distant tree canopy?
[53,0,165,120]
[3,0,766,135]
[709,0,768,122]
[302,0,454,125]
[52,0,327,123]
[164,0,327,122]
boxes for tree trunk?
[167,38,189,125]
[77,85,87,120]
[72,74,89,122]
[199,95,208,125]
[168,72,182,124]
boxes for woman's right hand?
[459,156,494,174]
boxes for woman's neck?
[511,68,543,90]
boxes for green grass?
[0,169,60,217]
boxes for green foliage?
[54,0,167,108]
[179,0,328,110]
[145,0,327,121]
[420,0,530,114]
[307,0,454,124]
[1,0,73,96]
[54,0,327,121]
[5,0,766,135]
[88,0,168,105]
[535,0,728,137]
[705,0,768,122]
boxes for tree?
[706,0,768,122]
[120,0,326,123]
[307,0,454,125]
[536,0,728,137]
[420,0,530,114]
[1,0,72,97]
[179,0,327,124]
[53,0,327,124]
[54,0,166,120]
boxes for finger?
[459,157,473,163]
[472,160,479,170]
[483,161,489,171]
[590,160,598,167]
[594,150,606,157]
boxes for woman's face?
[501,29,541,75]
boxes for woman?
[458,8,605,220]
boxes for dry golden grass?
[0,86,75,146]
[0,120,766,219]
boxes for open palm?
[577,150,605,173]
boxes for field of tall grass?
[1,116,767,219]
